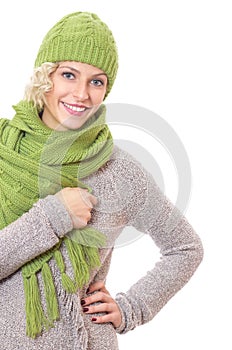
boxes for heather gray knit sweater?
[0,146,203,350]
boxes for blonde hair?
[24,62,59,110]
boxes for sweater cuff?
[35,195,73,238]
[115,292,133,334]
[115,300,126,334]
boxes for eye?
[91,79,104,87]
[62,72,75,80]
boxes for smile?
[63,102,87,112]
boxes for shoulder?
[86,145,149,193]
[84,146,150,223]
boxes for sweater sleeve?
[115,170,204,334]
[0,195,73,281]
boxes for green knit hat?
[35,12,118,97]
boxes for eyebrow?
[58,65,107,77]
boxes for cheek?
[92,89,107,104]
[44,91,54,106]
[47,77,66,98]
[45,86,62,103]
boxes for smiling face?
[41,61,108,131]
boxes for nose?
[72,80,89,101]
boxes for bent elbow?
[195,237,204,269]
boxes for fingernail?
[91,317,97,322]
[81,299,86,305]
[83,307,89,312]
[86,288,90,294]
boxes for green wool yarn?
[35,12,118,97]
[0,100,113,338]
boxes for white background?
[0,1,231,349]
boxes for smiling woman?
[0,10,203,350]
[40,61,108,130]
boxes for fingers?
[79,189,98,207]
[91,313,118,325]
[83,291,110,306]
[83,301,114,316]
[71,214,91,229]
[55,187,98,229]
[87,280,107,294]
[81,281,122,328]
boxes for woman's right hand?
[55,187,97,229]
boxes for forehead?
[58,61,107,76]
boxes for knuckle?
[97,316,103,323]
[95,281,104,290]
[90,194,97,203]
[76,218,87,228]
[105,303,111,312]
[86,296,93,304]
[88,305,94,313]
[79,216,87,224]
[63,187,70,192]
[86,212,91,221]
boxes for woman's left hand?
[81,280,122,328]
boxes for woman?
[0,11,203,349]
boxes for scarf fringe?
[64,238,90,287]
[54,249,76,293]
[23,272,51,338]
[23,231,106,338]
[41,263,59,322]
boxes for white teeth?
[63,103,86,112]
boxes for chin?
[62,120,86,131]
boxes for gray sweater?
[0,146,203,349]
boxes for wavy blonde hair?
[24,62,59,110]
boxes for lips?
[62,102,88,112]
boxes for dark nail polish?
[91,317,97,322]
[86,288,90,294]
[83,307,89,312]
[81,299,86,305]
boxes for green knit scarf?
[0,100,113,338]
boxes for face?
[42,61,108,131]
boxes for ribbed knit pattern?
[0,100,113,338]
[35,12,118,97]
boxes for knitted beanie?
[35,12,118,96]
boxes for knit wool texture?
[35,12,118,97]
[0,100,113,338]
